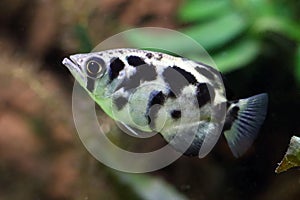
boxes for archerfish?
[62,48,268,157]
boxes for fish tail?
[223,93,268,157]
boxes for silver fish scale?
[96,48,225,99]
[88,49,226,133]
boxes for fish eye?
[87,61,101,74]
[86,57,105,78]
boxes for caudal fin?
[224,93,268,157]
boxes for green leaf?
[212,39,260,73]
[276,136,300,173]
[182,12,249,50]
[178,0,231,23]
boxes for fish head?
[62,53,108,94]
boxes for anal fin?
[117,122,157,138]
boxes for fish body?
[62,48,268,157]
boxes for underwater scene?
[0,0,299,200]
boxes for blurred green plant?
[111,171,188,200]
[180,0,300,76]
[126,0,300,81]
[296,45,300,83]
[74,24,93,53]
[179,0,300,74]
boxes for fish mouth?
[62,56,85,84]
[62,56,81,72]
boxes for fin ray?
[117,122,140,136]
[224,93,268,157]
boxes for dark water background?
[0,0,299,200]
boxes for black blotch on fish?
[140,64,157,81]
[119,64,157,91]
[87,77,95,93]
[148,91,165,108]
[146,90,166,129]
[223,106,239,131]
[171,110,181,119]
[109,57,125,82]
[196,83,215,107]
[195,67,215,81]
[162,66,197,96]
[113,96,128,110]
[157,54,163,60]
[167,90,176,98]
[127,55,146,66]
[146,53,153,59]
[173,66,198,85]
